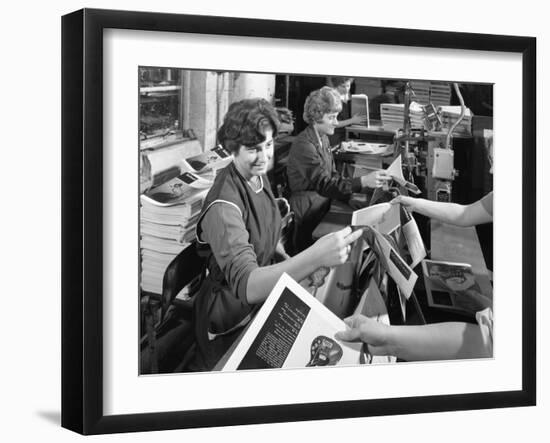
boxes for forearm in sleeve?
[246,247,322,304]
[295,142,361,200]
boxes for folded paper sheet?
[385,156,421,195]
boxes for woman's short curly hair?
[328,76,354,88]
[217,98,280,154]
[303,86,342,125]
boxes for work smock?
[193,162,282,370]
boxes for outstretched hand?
[335,314,392,356]
[350,113,368,125]
[361,170,392,189]
[311,226,363,269]
[390,195,419,211]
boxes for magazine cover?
[222,273,364,371]
[421,259,491,316]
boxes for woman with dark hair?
[287,87,391,253]
[327,76,367,146]
[192,98,364,370]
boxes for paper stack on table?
[380,102,426,131]
[409,80,431,106]
[340,141,392,155]
[438,106,472,135]
[430,81,452,107]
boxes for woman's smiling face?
[233,129,274,180]
[314,112,339,136]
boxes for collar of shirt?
[306,125,330,154]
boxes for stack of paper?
[409,81,431,106]
[380,102,425,131]
[409,102,426,129]
[340,141,392,155]
[182,145,232,176]
[380,103,405,130]
[430,82,452,107]
[438,106,473,135]
[140,172,211,295]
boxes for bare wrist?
[383,325,400,356]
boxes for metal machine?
[395,82,467,202]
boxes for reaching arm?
[391,194,492,227]
[288,135,361,200]
[334,114,367,127]
[201,204,363,305]
[336,315,492,361]
[385,322,492,361]
[246,227,363,304]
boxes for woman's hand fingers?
[336,226,353,238]
[335,328,362,342]
[345,228,363,245]
[390,195,404,205]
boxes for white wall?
[0,1,546,442]
[232,73,276,102]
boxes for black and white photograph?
[138,67,495,374]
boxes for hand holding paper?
[311,226,363,268]
[335,314,392,356]
[360,169,393,189]
[385,156,421,195]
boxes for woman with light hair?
[287,86,391,253]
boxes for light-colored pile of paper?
[340,141,392,155]
[139,143,225,294]
[430,82,452,107]
[380,103,405,130]
[140,181,209,294]
[410,80,431,106]
[380,102,425,131]
[438,105,472,135]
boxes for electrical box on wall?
[432,148,454,180]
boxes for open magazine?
[339,141,392,155]
[181,145,232,175]
[141,141,232,192]
[141,171,211,207]
[222,273,365,371]
[361,227,418,300]
[421,259,491,317]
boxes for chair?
[140,242,206,374]
[141,199,292,373]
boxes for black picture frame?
[61,8,536,435]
